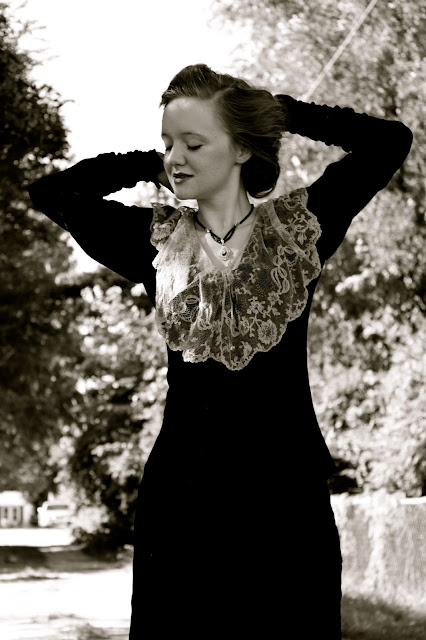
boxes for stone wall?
[331,492,426,612]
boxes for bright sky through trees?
[8,0,241,161]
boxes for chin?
[173,185,198,200]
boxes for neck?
[197,187,252,237]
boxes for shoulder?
[264,187,322,251]
[150,203,195,249]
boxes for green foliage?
[342,594,426,639]
[68,271,167,550]
[0,3,170,541]
[213,0,426,494]
[0,3,81,500]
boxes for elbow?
[28,173,62,215]
[27,176,69,231]
[28,176,52,212]
[27,180,44,211]
[394,121,414,160]
[382,121,413,176]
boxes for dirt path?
[1,565,132,639]
[0,530,133,640]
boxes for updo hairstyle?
[160,64,287,199]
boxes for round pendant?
[219,246,231,261]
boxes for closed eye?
[164,144,202,153]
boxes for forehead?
[161,97,224,137]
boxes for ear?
[235,145,252,165]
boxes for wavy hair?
[160,64,287,198]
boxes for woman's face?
[161,97,246,202]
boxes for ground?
[0,528,131,640]
[0,528,425,639]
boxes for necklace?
[194,204,255,261]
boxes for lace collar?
[150,188,322,371]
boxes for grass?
[75,625,128,639]
[342,595,426,640]
[0,544,129,576]
[70,596,426,640]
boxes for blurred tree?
[213,0,426,494]
[67,270,167,551]
[0,3,80,502]
[0,2,173,542]
[0,4,172,543]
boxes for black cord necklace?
[195,204,255,261]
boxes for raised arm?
[28,150,165,299]
[275,95,413,261]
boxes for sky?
[7,0,247,268]
[9,0,244,160]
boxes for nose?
[167,143,185,167]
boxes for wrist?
[274,94,298,134]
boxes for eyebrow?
[161,131,208,140]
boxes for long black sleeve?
[275,95,413,262]
[28,150,165,300]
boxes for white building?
[0,491,34,527]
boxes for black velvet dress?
[28,96,412,639]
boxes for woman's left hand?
[156,152,174,192]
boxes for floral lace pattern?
[150,188,322,371]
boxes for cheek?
[164,155,173,174]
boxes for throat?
[195,208,257,271]
[195,204,255,244]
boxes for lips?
[173,172,193,179]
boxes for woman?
[28,64,412,638]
